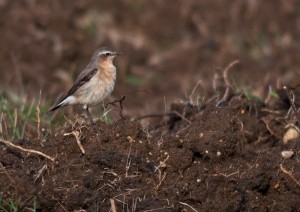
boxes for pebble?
[281,150,294,159]
[283,128,299,144]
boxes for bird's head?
[92,47,122,65]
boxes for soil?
[1,1,300,211]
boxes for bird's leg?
[83,105,94,125]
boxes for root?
[110,198,117,212]
[261,118,281,139]
[217,60,239,106]
[105,95,126,119]
[179,202,199,212]
[34,164,47,183]
[64,131,85,154]
[283,86,300,122]
[280,164,300,188]
[0,162,16,184]
[0,139,55,162]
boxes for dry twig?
[34,164,47,183]
[283,86,300,122]
[280,164,300,187]
[105,95,126,118]
[125,142,132,177]
[110,198,117,212]
[172,111,192,125]
[179,202,199,212]
[0,139,55,162]
[217,60,240,106]
[64,131,85,154]
[0,162,16,184]
[189,80,204,104]
[36,106,41,139]
[36,90,42,139]
[261,118,281,139]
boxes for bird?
[49,47,122,124]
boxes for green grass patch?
[0,95,52,140]
[0,194,37,212]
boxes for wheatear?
[49,47,122,124]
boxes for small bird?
[49,47,122,124]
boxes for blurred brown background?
[0,0,299,117]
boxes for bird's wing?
[66,68,98,96]
[49,68,99,112]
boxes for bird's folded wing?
[66,68,98,97]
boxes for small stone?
[283,128,299,144]
[273,182,280,190]
[216,151,221,157]
[127,136,135,143]
[281,150,294,159]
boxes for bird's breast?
[76,67,116,107]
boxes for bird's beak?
[113,52,123,56]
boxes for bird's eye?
[105,52,111,56]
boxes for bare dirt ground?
[1,1,300,211]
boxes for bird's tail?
[49,101,64,112]
[48,96,75,112]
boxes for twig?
[57,201,68,212]
[155,155,169,190]
[223,60,239,89]
[212,171,239,178]
[0,162,16,184]
[64,131,85,154]
[125,142,132,177]
[105,95,126,109]
[283,86,300,122]
[105,95,126,118]
[36,106,41,139]
[261,118,281,139]
[280,164,300,187]
[264,86,273,105]
[154,155,169,172]
[172,111,192,125]
[156,171,166,190]
[189,80,203,104]
[34,164,47,183]
[217,60,239,106]
[36,90,42,139]
[110,198,117,212]
[14,108,18,137]
[179,202,199,212]
[0,139,55,162]
[260,108,282,115]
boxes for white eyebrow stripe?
[98,51,111,56]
